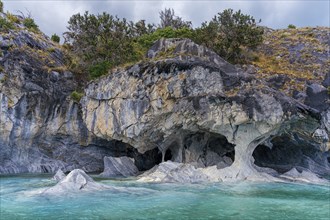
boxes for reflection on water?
[0,174,329,220]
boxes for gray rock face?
[100,156,139,177]
[0,26,160,174]
[82,38,328,182]
[1,26,328,185]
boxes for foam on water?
[0,174,329,220]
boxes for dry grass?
[252,27,329,94]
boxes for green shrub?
[0,1,3,13]
[71,91,84,102]
[0,17,14,31]
[51,34,60,43]
[88,61,111,79]
[288,24,296,29]
[23,17,39,32]
[193,9,264,63]
[137,27,194,50]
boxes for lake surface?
[0,174,329,220]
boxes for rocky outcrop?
[100,156,139,177]
[82,38,329,182]
[0,14,160,174]
[1,16,328,185]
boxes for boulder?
[100,156,139,177]
[42,169,112,195]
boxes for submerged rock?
[100,156,139,177]
[52,169,66,182]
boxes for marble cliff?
[0,20,329,183]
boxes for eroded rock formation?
[81,38,329,182]
[0,22,159,174]
[1,22,329,184]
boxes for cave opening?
[92,131,237,174]
[164,149,173,162]
[153,131,236,168]
[252,134,330,177]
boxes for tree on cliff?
[194,9,264,63]
[0,1,3,13]
[64,11,141,79]
[64,9,193,79]
[159,8,192,30]
[63,8,263,80]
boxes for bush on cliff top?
[64,8,263,80]
[23,17,39,32]
[51,34,60,43]
[193,9,264,63]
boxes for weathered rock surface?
[1,17,328,186]
[52,169,66,182]
[280,168,328,184]
[138,161,210,183]
[82,38,329,182]
[100,156,139,177]
[0,18,160,174]
[42,169,112,195]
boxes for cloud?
[2,0,329,39]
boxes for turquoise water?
[0,174,329,220]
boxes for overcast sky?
[3,0,330,40]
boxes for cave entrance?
[252,134,330,177]
[164,149,173,161]
[155,131,236,168]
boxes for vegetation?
[71,90,84,102]
[252,26,330,95]
[288,24,296,29]
[0,17,14,31]
[159,8,192,29]
[0,1,3,13]
[193,9,264,63]
[23,17,39,32]
[7,13,20,24]
[51,34,60,43]
[63,8,263,80]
